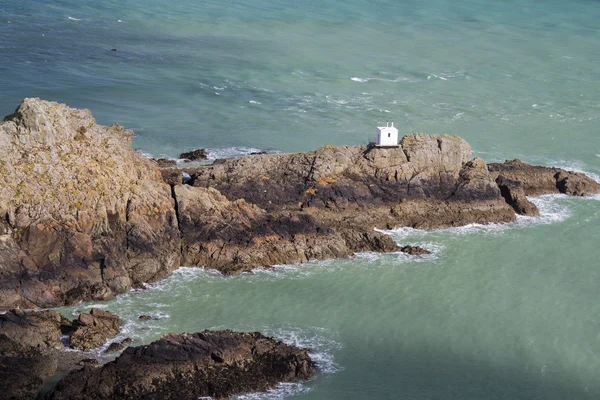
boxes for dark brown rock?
[0,309,89,400]
[0,352,58,400]
[555,170,600,196]
[180,148,207,161]
[495,175,540,216]
[69,308,122,351]
[47,330,316,400]
[400,245,431,255]
[489,159,600,197]
[138,315,153,321]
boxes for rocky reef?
[47,330,315,400]
[1,98,599,308]
[0,308,122,399]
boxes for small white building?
[375,121,399,147]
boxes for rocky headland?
[47,330,315,400]
[2,98,599,309]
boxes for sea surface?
[2,1,600,399]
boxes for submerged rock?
[400,245,431,255]
[47,330,316,400]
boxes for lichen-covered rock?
[0,98,180,309]
[69,308,122,351]
[175,185,361,274]
[47,330,316,400]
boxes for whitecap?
[351,77,369,82]
[248,100,261,105]
[234,382,312,400]
[205,146,280,160]
[378,194,572,240]
[67,17,81,21]
[117,19,123,23]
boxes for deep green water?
[2,1,600,398]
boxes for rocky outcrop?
[0,98,180,309]
[47,330,316,400]
[180,148,207,161]
[488,159,600,197]
[495,175,540,216]
[2,99,599,307]
[69,308,122,351]
[174,184,393,274]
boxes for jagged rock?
[175,185,357,274]
[180,148,207,161]
[47,330,316,400]
[495,175,540,216]
[138,315,153,321]
[69,308,122,351]
[555,170,600,196]
[400,245,431,255]
[0,98,180,309]
[488,159,600,197]
[183,140,515,235]
[0,309,65,355]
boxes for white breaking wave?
[234,382,312,400]
[378,194,572,241]
[67,17,81,21]
[351,76,412,83]
[206,146,280,160]
[248,100,262,105]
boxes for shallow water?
[4,0,600,398]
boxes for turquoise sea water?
[3,1,600,398]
